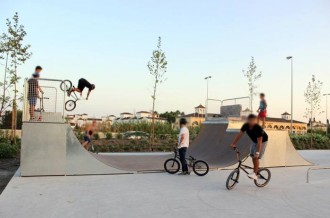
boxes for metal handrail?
[306,166,330,183]
[205,96,250,118]
[221,96,250,106]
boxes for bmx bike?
[87,141,96,152]
[60,80,82,112]
[164,149,209,176]
[226,148,271,190]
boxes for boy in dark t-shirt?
[231,114,268,180]
[68,78,95,100]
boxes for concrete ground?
[1,151,330,218]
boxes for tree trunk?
[150,79,157,151]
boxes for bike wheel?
[254,168,271,187]
[226,169,240,190]
[164,158,180,174]
[65,100,76,111]
[60,80,72,91]
[192,160,209,176]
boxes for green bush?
[93,133,100,140]
[74,131,84,140]
[106,132,112,139]
[0,143,19,158]
[117,133,122,139]
[290,133,330,150]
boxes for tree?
[304,75,323,147]
[243,57,262,111]
[0,25,13,120]
[1,12,32,143]
[147,37,168,151]
[159,110,183,123]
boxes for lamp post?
[324,94,330,135]
[286,56,293,133]
[204,76,212,119]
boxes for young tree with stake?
[147,37,167,151]
[243,57,262,111]
[304,75,323,147]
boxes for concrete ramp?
[21,121,311,176]
[21,123,129,176]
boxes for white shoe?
[248,173,258,180]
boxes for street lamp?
[286,56,293,133]
[204,76,212,119]
[324,94,330,135]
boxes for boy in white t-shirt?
[178,118,190,175]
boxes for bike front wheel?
[192,160,209,176]
[254,168,271,187]
[60,80,73,91]
[65,100,76,111]
[226,169,240,190]
[164,158,180,174]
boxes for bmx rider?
[82,120,97,150]
[231,114,268,180]
[68,78,95,100]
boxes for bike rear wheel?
[65,100,76,111]
[164,158,180,174]
[60,80,72,91]
[254,168,271,187]
[192,160,209,176]
[226,169,240,190]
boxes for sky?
[1,0,330,122]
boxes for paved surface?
[1,150,329,218]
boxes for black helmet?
[90,84,95,90]
[179,118,187,125]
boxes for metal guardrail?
[205,96,250,118]
[306,166,330,183]
[23,78,67,123]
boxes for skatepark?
[1,78,329,218]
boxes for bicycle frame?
[173,149,196,166]
[70,87,80,101]
[234,149,253,174]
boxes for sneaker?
[178,172,190,176]
[247,173,258,180]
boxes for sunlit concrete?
[0,151,329,218]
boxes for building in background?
[175,104,210,127]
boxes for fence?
[23,78,67,123]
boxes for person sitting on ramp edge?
[68,78,95,100]
[82,120,97,150]
[231,114,268,180]
[178,118,190,175]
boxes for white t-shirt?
[178,126,189,148]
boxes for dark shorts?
[78,79,90,92]
[28,97,37,106]
[84,135,91,143]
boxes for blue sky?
[1,0,330,121]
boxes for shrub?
[106,132,112,140]
[117,133,122,139]
[93,133,100,140]
[75,131,84,140]
[0,143,19,158]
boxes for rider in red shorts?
[257,93,267,128]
